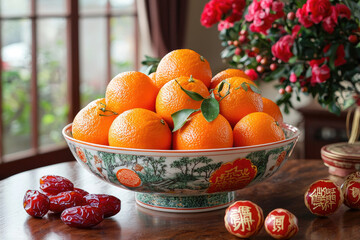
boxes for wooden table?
[1,159,359,240]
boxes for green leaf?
[172,109,198,132]
[356,42,360,48]
[175,79,205,101]
[305,67,312,78]
[292,64,304,77]
[221,46,236,59]
[343,98,356,110]
[249,84,261,94]
[241,82,248,91]
[288,56,297,64]
[201,98,220,122]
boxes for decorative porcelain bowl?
[62,123,300,212]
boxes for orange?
[116,169,142,188]
[262,97,283,123]
[155,49,212,89]
[156,76,210,129]
[149,72,157,86]
[233,112,285,147]
[210,68,253,90]
[173,113,233,150]
[213,77,263,127]
[72,98,117,145]
[108,108,172,149]
[105,71,158,114]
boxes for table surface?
[0,159,359,240]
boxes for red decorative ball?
[224,201,264,238]
[348,35,358,44]
[304,179,343,216]
[342,177,360,210]
[264,208,299,240]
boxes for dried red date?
[40,175,74,195]
[23,190,50,218]
[74,188,89,197]
[84,194,121,218]
[49,191,85,213]
[61,206,104,228]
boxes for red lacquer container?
[321,142,360,177]
[304,179,343,216]
[224,200,264,238]
[264,208,299,240]
[341,173,360,209]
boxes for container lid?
[321,142,360,161]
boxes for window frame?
[0,0,139,179]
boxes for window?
[0,0,138,178]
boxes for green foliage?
[140,55,160,75]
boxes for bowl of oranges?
[62,49,300,212]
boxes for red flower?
[335,44,346,67]
[200,1,223,28]
[296,3,313,28]
[322,6,338,34]
[291,25,301,37]
[306,0,332,24]
[311,64,330,85]
[271,35,294,63]
[309,58,326,67]
[336,4,351,19]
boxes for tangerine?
[213,77,263,127]
[210,68,252,90]
[108,108,172,149]
[105,71,158,114]
[233,112,285,147]
[173,113,233,150]
[155,49,212,89]
[262,97,283,123]
[156,76,210,128]
[72,98,117,145]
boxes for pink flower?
[336,4,351,19]
[335,44,346,67]
[290,73,297,83]
[296,3,313,28]
[311,64,330,85]
[271,35,294,63]
[245,0,284,35]
[245,69,258,81]
[306,0,332,24]
[217,20,234,31]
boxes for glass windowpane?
[110,0,135,13]
[111,16,135,76]
[38,0,66,16]
[37,18,68,148]
[2,20,32,156]
[80,0,107,15]
[1,0,30,17]
[80,18,107,107]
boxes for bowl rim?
[62,122,300,155]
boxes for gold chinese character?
[309,187,336,211]
[230,206,255,232]
[351,186,360,204]
[272,215,285,232]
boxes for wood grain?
[0,159,359,240]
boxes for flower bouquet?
[201,0,360,116]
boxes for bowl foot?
[135,192,235,213]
